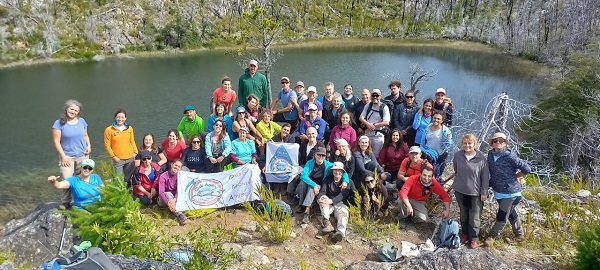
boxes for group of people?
[47,59,531,246]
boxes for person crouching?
[317,162,352,243]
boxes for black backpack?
[365,101,393,135]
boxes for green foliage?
[575,221,600,270]
[241,185,293,243]
[64,177,171,259]
[179,225,236,269]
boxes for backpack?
[41,247,120,270]
[377,243,402,262]
[404,158,429,176]
[436,219,460,249]
[365,101,392,135]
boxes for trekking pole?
[58,214,67,256]
[430,216,444,241]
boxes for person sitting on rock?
[362,173,389,218]
[296,147,349,225]
[131,150,161,205]
[398,166,450,223]
[158,159,187,226]
[47,158,103,210]
[396,146,434,190]
[317,162,352,243]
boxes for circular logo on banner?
[269,157,293,181]
[188,179,223,206]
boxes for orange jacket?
[104,123,138,159]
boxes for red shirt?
[399,175,450,202]
[213,87,237,111]
[399,157,434,177]
[161,139,187,161]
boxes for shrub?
[64,177,171,259]
[241,185,293,243]
[575,221,600,270]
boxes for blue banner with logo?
[175,164,262,211]
[265,142,299,183]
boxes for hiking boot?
[301,213,310,224]
[178,214,188,226]
[322,219,334,233]
[330,231,343,244]
[295,205,305,213]
[459,233,468,243]
[469,240,479,249]
[514,234,526,242]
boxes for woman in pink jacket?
[329,110,356,153]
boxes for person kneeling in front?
[398,166,450,222]
[47,159,103,210]
[158,159,187,226]
[317,162,352,243]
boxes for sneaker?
[330,231,343,243]
[301,213,310,224]
[469,240,479,249]
[178,214,187,226]
[322,219,334,233]
[459,233,468,243]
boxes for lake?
[0,43,543,221]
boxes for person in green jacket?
[238,59,269,108]
[177,105,206,143]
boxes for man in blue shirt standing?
[270,76,300,132]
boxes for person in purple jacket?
[485,132,531,246]
[158,159,187,226]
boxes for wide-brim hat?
[330,162,346,172]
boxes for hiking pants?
[455,192,483,241]
[399,198,428,222]
[296,182,319,207]
[320,202,349,236]
[491,196,523,237]
[158,192,182,216]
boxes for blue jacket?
[412,112,432,144]
[300,159,350,188]
[487,148,531,194]
[419,124,453,155]
[298,116,327,140]
[205,132,232,158]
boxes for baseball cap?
[248,59,258,66]
[307,86,317,93]
[436,88,446,95]
[183,105,195,114]
[314,147,326,156]
[409,146,421,153]
[308,104,318,111]
[82,159,95,169]
[239,126,250,133]
[372,89,382,96]
[236,106,246,113]
[140,150,153,158]
[280,76,290,82]
[296,81,304,87]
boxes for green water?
[0,45,542,222]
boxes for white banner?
[265,142,299,183]
[175,164,262,211]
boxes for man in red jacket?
[398,166,450,222]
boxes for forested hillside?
[0,0,598,65]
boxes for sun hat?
[330,162,346,172]
[489,132,508,143]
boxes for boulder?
[0,202,75,266]
[107,254,184,270]
[346,249,536,270]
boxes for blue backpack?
[41,247,120,270]
[436,219,460,249]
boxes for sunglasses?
[406,96,414,99]
[492,139,506,144]
[281,81,289,84]
[371,94,380,98]
[237,112,245,114]
[365,179,375,183]
[192,141,201,144]
[214,124,223,127]
[82,166,93,171]
[141,157,152,161]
